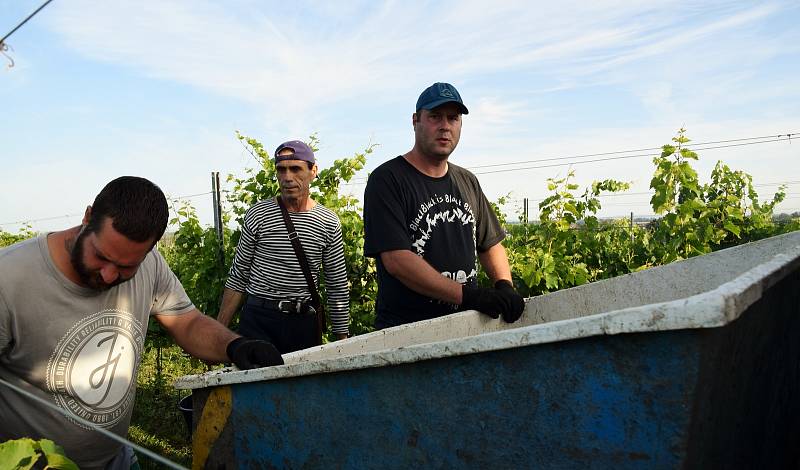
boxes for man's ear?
[412,112,419,128]
[82,206,92,225]
[311,164,318,178]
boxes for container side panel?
[225,331,702,469]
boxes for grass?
[129,343,209,469]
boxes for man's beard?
[70,228,127,291]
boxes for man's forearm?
[217,288,245,327]
[159,309,238,363]
[478,243,513,283]
[380,250,463,304]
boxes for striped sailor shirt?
[225,197,350,335]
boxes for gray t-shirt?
[0,235,194,470]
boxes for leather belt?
[246,296,316,315]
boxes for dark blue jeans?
[238,303,318,354]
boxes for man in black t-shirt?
[363,82,525,328]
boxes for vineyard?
[160,128,800,335]
[1,129,798,466]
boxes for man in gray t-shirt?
[0,177,283,470]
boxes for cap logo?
[438,83,455,98]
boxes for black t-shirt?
[363,156,505,327]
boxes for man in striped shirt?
[217,140,350,353]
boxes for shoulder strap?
[275,196,320,307]
[276,196,325,344]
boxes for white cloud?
[45,1,791,114]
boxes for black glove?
[226,337,284,370]
[495,280,525,323]
[461,285,504,319]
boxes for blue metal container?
[177,232,800,469]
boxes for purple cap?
[274,140,315,163]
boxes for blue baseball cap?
[274,140,315,163]
[415,82,469,115]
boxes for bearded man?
[0,176,282,469]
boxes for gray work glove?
[226,337,284,370]
[494,280,525,323]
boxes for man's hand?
[461,282,525,323]
[494,280,525,323]
[461,285,505,319]
[226,337,284,370]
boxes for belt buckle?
[277,300,302,314]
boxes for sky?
[2,0,799,233]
